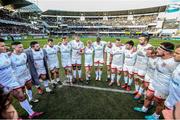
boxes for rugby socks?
[86,74,88,80]
[20,99,34,115]
[56,77,60,82]
[26,89,33,101]
[117,75,121,82]
[107,74,111,79]
[138,87,144,95]
[142,106,148,112]
[99,70,102,80]
[78,70,82,78]
[69,75,73,82]
[128,78,133,86]
[111,74,115,82]
[73,70,76,78]
[43,80,49,88]
[124,76,128,84]
[152,112,160,119]
[95,70,99,79]
[88,74,91,81]
[135,84,140,91]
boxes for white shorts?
[62,58,71,68]
[154,90,168,100]
[106,60,111,66]
[144,74,152,83]
[123,65,134,74]
[148,83,155,91]
[1,78,21,93]
[111,64,123,71]
[37,68,46,77]
[164,94,176,110]
[17,74,31,87]
[71,58,81,65]
[133,67,146,78]
[94,58,104,67]
[48,62,59,71]
[85,62,93,67]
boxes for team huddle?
[0,34,180,119]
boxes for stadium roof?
[17,3,42,13]
[42,6,167,16]
[0,0,32,9]
[38,0,170,12]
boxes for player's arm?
[80,42,85,55]
[104,50,107,64]
[110,54,113,65]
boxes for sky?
[29,0,172,12]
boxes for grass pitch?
[10,37,179,119]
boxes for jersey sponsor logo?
[161,62,166,67]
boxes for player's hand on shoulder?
[132,47,137,53]
[43,44,47,48]
[58,42,62,46]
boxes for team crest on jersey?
[5,61,9,65]
[5,55,8,59]
[161,62,166,67]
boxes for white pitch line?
[62,82,134,94]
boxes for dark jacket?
[25,48,50,85]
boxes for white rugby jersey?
[153,57,179,96]
[70,40,84,59]
[44,45,59,67]
[84,46,94,64]
[0,53,17,86]
[167,64,180,107]
[135,44,152,69]
[10,53,30,79]
[32,49,45,70]
[111,45,125,66]
[93,41,107,59]
[104,46,112,63]
[59,42,72,61]
[124,48,137,66]
[146,57,158,79]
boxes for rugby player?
[133,47,158,113]
[70,35,84,82]
[10,42,38,103]
[44,39,61,87]
[84,40,94,84]
[133,34,152,99]
[104,42,113,81]
[59,36,73,85]
[162,45,180,119]
[92,37,106,81]
[109,38,124,86]
[122,40,137,91]
[0,38,43,119]
[26,41,52,93]
[145,42,179,120]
